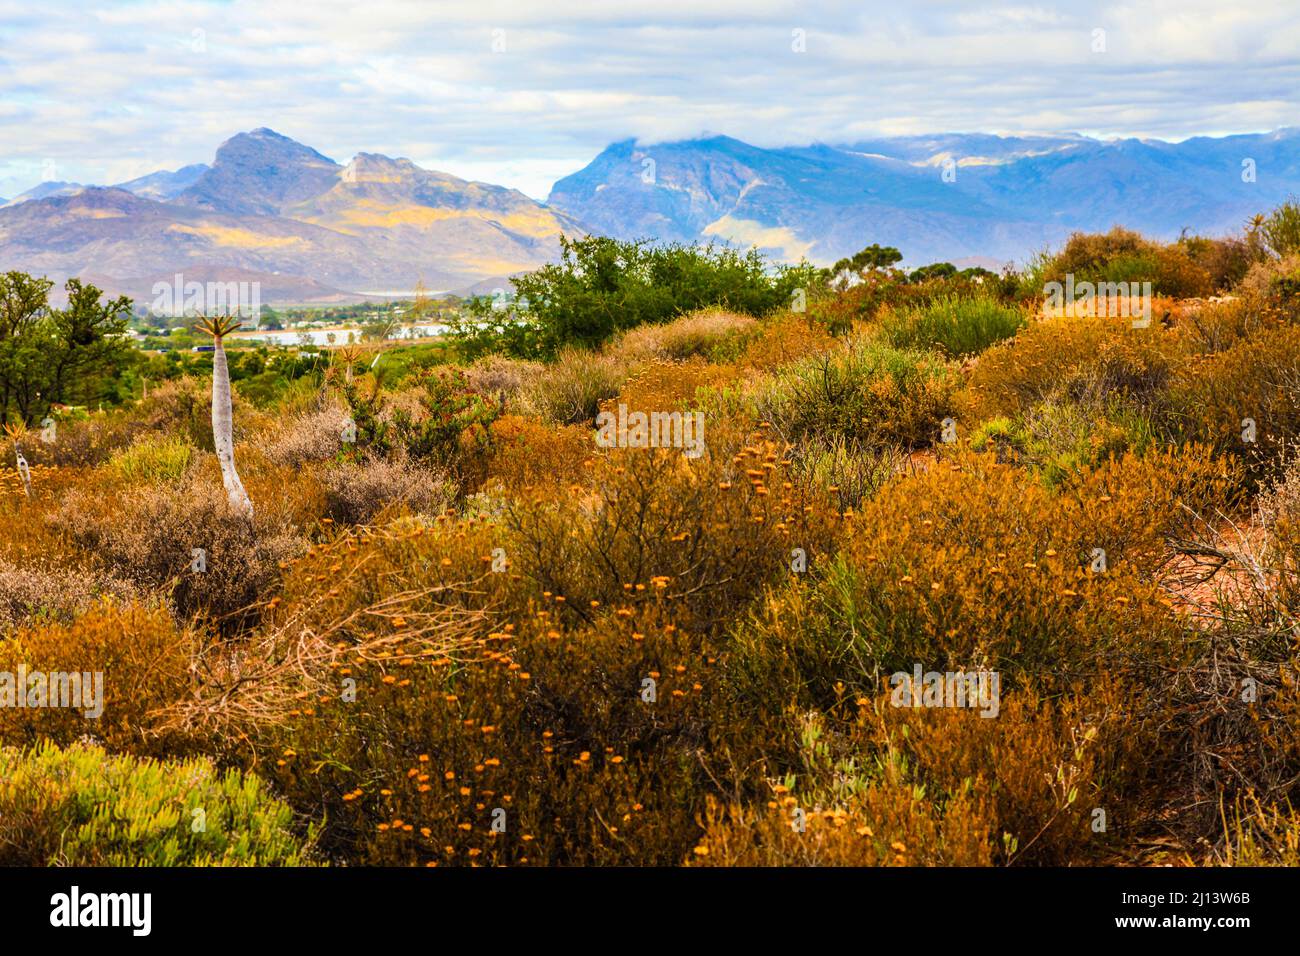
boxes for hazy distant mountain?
[549,129,1300,266]
[114,164,209,200]
[2,127,1298,304]
[548,135,1048,266]
[4,181,86,207]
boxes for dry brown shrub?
[50,466,304,627]
[319,453,455,525]
[161,519,502,752]
[463,355,544,400]
[1238,252,1300,318]
[0,559,136,633]
[260,403,351,468]
[19,378,211,468]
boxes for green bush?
[1179,234,1255,291]
[516,347,627,425]
[450,235,819,356]
[340,367,502,484]
[107,434,193,483]
[0,741,316,865]
[971,396,1156,486]
[1262,197,1300,259]
[879,294,1026,357]
[756,336,958,449]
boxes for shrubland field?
[1,217,1299,867]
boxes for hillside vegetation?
[1,206,1299,867]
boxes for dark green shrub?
[879,294,1026,357]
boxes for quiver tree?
[336,344,367,384]
[196,314,253,519]
[2,422,30,496]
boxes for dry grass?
[614,309,757,361]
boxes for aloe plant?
[196,314,253,518]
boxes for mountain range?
[2,126,1298,305]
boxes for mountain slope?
[176,128,343,217]
[286,152,585,278]
[549,130,1300,265]
[0,131,589,303]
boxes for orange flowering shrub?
[695,674,1167,867]
[735,311,836,371]
[858,680,1163,865]
[728,448,1237,714]
[503,425,838,635]
[1178,297,1277,354]
[1168,324,1300,482]
[0,463,93,569]
[690,782,996,867]
[614,357,740,415]
[3,269,1297,867]
[485,414,593,494]
[0,601,193,756]
[961,315,1186,422]
[262,604,721,865]
[15,378,211,468]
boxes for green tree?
[826,244,904,288]
[0,273,132,424]
[449,235,818,357]
[908,262,958,283]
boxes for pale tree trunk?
[13,443,30,497]
[211,336,253,518]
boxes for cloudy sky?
[1,0,1297,200]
